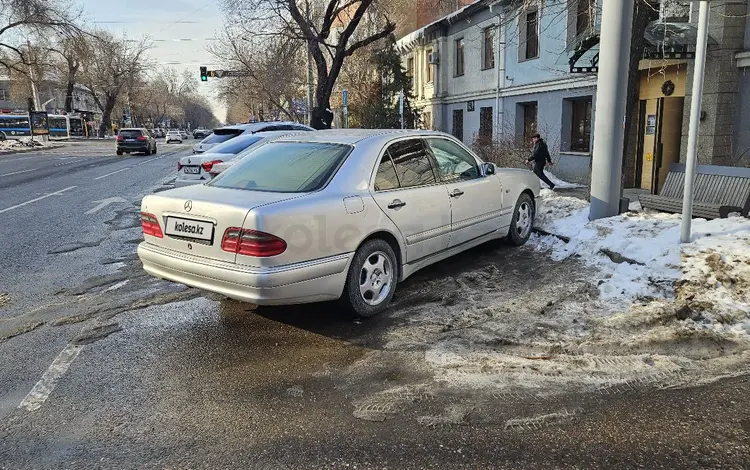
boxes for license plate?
[183,166,200,174]
[126,138,136,142]
[165,217,214,241]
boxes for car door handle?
[387,199,406,209]
[450,189,464,198]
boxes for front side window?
[386,139,437,188]
[426,138,479,182]
[210,142,351,193]
[455,38,465,76]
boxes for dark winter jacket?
[528,139,552,165]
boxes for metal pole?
[680,1,710,243]
[589,0,635,220]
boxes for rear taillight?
[221,227,286,257]
[201,159,223,173]
[177,162,183,170]
[137,135,147,141]
[116,136,124,141]
[140,212,163,238]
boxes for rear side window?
[386,139,437,188]
[374,154,399,191]
[119,129,143,138]
[211,136,263,154]
[210,142,351,193]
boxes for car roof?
[214,121,309,132]
[272,129,450,145]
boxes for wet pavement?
[1,142,749,469]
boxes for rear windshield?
[119,129,143,138]
[209,142,352,193]
[210,135,263,154]
[202,130,241,145]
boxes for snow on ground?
[0,137,62,153]
[377,189,750,396]
[542,170,584,189]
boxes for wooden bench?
[639,163,750,219]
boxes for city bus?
[0,114,32,139]
[48,114,71,140]
[69,116,86,137]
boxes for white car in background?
[192,121,313,154]
[166,130,183,143]
[175,131,304,187]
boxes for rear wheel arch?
[356,230,404,281]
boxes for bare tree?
[0,0,84,74]
[222,0,396,129]
[46,31,92,113]
[79,32,152,137]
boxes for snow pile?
[0,137,60,152]
[543,171,584,189]
[380,190,750,395]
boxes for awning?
[561,21,719,73]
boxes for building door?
[654,97,684,193]
[638,97,685,193]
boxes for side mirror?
[483,162,495,176]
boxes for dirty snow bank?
[379,190,750,396]
[542,171,583,189]
[0,137,62,152]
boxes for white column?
[680,1,710,243]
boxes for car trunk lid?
[140,185,301,264]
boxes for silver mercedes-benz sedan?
[137,129,540,317]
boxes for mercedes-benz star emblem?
[184,200,192,212]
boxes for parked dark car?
[116,128,157,156]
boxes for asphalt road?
[0,141,749,469]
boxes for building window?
[406,57,414,77]
[0,89,9,101]
[576,0,593,37]
[482,27,495,69]
[422,111,432,130]
[522,102,538,139]
[425,49,433,83]
[520,9,539,61]
[455,38,465,77]
[570,98,592,152]
[479,107,493,142]
[452,109,464,141]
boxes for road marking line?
[0,186,77,214]
[94,167,130,180]
[135,156,162,166]
[0,168,37,177]
[19,344,84,412]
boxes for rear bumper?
[137,242,353,305]
[117,144,149,152]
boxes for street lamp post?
[680,1,711,243]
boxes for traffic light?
[200,66,207,82]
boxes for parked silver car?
[175,131,306,187]
[192,121,313,154]
[138,130,540,317]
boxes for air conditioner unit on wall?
[428,52,440,64]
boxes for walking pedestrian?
[527,133,556,190]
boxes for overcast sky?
[82,0,227,121]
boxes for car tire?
[153,145,157,154]
[144,147,151,156]
[116,150,123,156]
[341,239,398,318]
[506,192,535,246]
